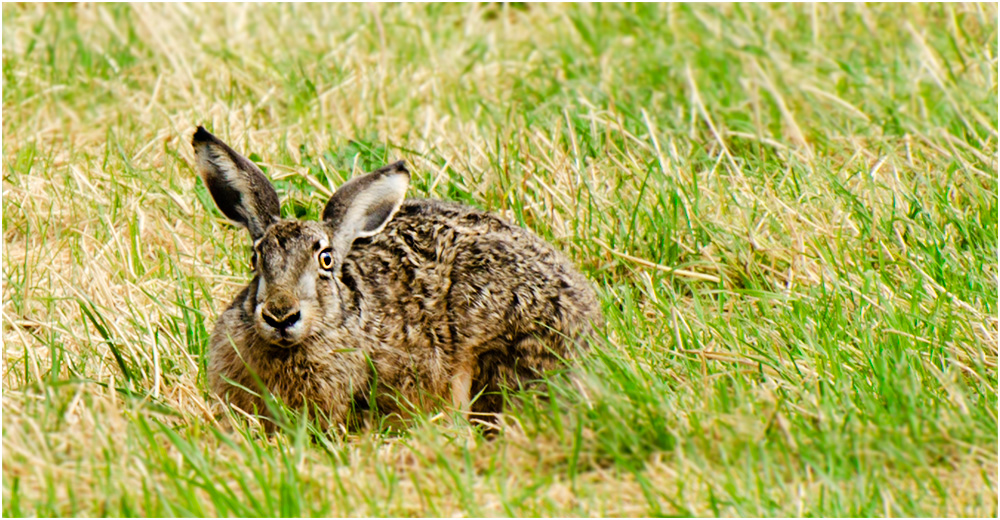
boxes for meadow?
[2,3,997,516]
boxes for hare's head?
[192,126,409,347]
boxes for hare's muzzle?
[262,303,300,330]
[257,290,306,344]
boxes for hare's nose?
[261,302,301,330]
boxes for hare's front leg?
[450,365,473,411]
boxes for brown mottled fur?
[193,126,601,429]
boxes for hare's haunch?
[193,126,601,428]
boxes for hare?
[192,126,601,429]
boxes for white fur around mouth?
[257,324,307,347]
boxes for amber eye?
[318,249,334,271]
[250,251,258,271]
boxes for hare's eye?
[318,249,334,271]
[250,251,258,270]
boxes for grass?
[2,3,997,516]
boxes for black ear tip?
[192,125,214,145]
[388,160,409,175]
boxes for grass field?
[2,3,997,516]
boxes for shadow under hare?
[192,126,601,430]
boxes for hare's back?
[343,199,599,348]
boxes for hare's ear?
[322,161,409,253]
[192,126,280,240]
